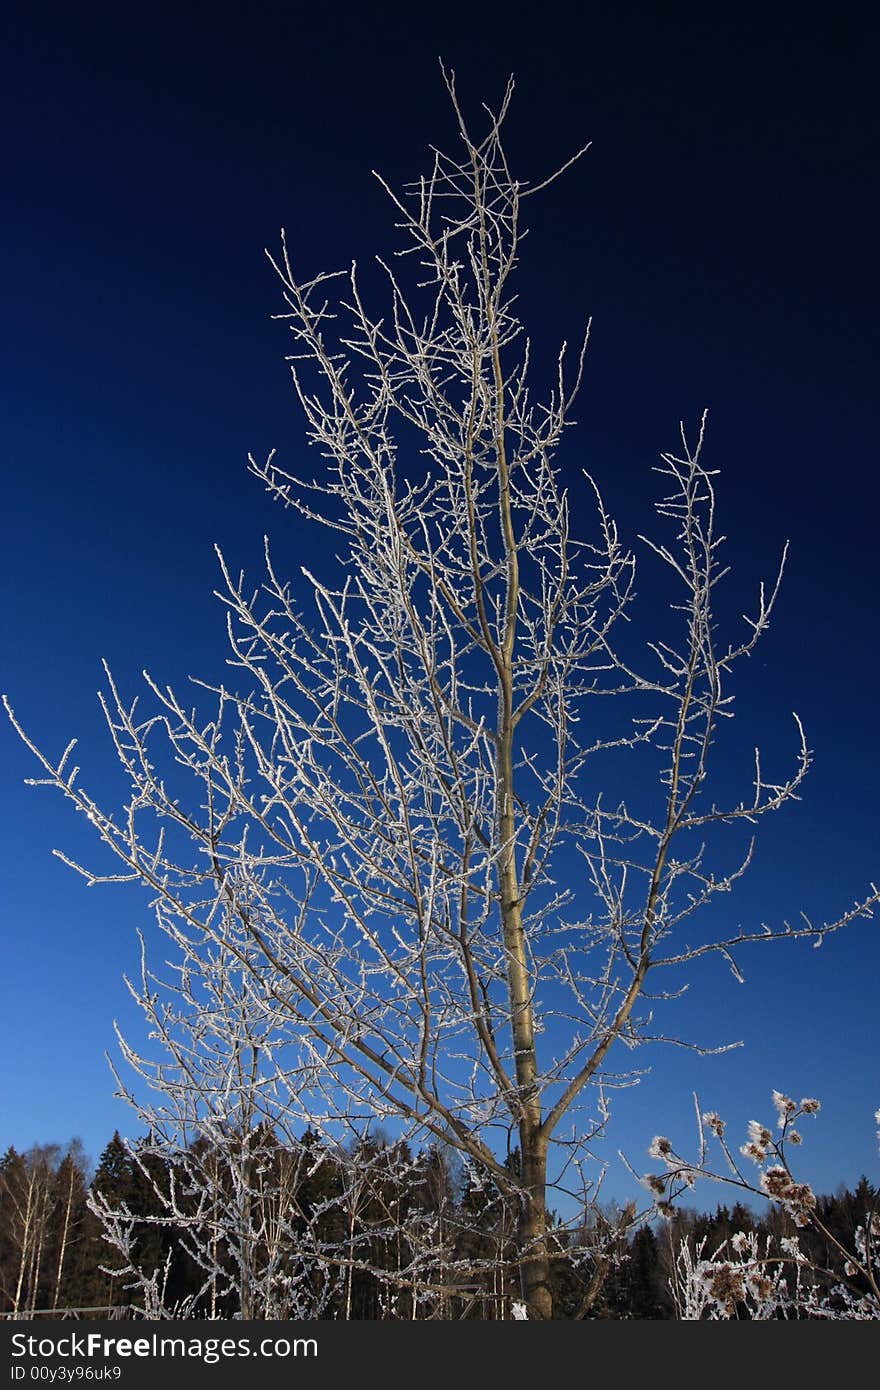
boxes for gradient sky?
[2,3,878,1205]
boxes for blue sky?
[2,3,878,1204]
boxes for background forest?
[2,1131,877,1319]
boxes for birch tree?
[6,70,877,1318]
[0,1147,54,1318]
[0,1142,89,1317]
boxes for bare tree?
[85,910,464,1318]
[0,1146,54,1318]
[85,927,344,1318]
[6,70,877,1318]
[0,1142,88,1318]
[51,1147,88,1313]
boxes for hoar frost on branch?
[639,1095,880,1319]
[5,69,878,1319]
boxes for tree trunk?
[498,727,551,1318]
[517,1136,552,1319]
[53,1163,76,1310]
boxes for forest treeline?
[1,1130,876,1319]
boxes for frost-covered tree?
[85,929,345,1318]
[6,71,878,1319]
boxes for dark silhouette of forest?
[1,1131,875,1319]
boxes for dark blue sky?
[2,3,878,1202]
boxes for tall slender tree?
[0,1142,90,1317]
[6,71,877,1317]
